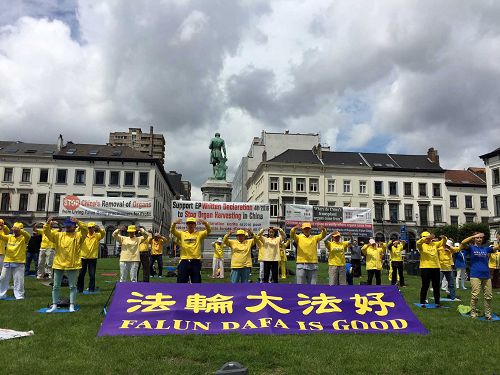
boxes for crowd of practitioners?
[0,216,499,318]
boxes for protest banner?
[98,283,427,336]
[171,200,270,234]
[285,204,373,237]
[59,195,153,218]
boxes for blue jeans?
[441,270,455,299]
[25,252,39,275]
[230,268,251,283]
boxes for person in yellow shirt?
[438,239,460,300]
[279,239,289,279]
[44,217,88,312]
[77,222,105,293]
[211,237,225,279]
[361,239,384,285]
[291,222,326,285]
[325,231,351,285]
[138,230,152,282]
[0,222,30,300]
[170,217,211,283]
[416,231,446,307]
[490,232,500,289]
[150,233,168,278]
[113,225,148,283]
[37,220,61,280]
[256,227,286,283]
[224,229,255,283]
[0,219,10,270]
[388,239,406,287]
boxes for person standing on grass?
[113,225,149,283]
[417,231,446,307]
[388,239,406,287]
[25,223,42,276]
[150,233,168,278]
[256,227,285,283]
[489,233,500,289]
[224,229,255,283]
[461,232,498,320]
[44,217,87,312]
[438,240,460,300]
[211,237,225,279]
[325,231,351,286]
[0,222,30,300]
[350,240,362,280]
[0,219,10,270]
[170,217,211,283]
[291,223,326,285]
[279,239,289,279]
[77,222,105,293]
[137,230,152,282]
[37,220,60,280]
[454,243,468,290]
[361,239,384,285]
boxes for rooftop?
[445,169,486,186]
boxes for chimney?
[57,134,63,151]
[427,147,439,164]
[149,125,154,157]
[262,150,267,162]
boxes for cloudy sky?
[1,0,499,199]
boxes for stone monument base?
[201,179,233,202]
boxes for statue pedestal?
[201,179,233,202]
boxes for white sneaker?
[47,304,58,313]
[69,304,75,313]
[462,287,467,290]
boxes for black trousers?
[177,259,202,283]
[351,259,362,277]
[150,254,163,277]
[391,261,405,286]
[263,261,279,283]
[77,258,97,292]
[137,251,150,282]
[420,268,441,305]
[367,269,381,285]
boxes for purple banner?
[98,283,428,336]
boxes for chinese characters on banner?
[98,283,428,336]
[285,204,374,237]
[171,200,270,234]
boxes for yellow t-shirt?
[489,251,500,269]
[80,229,105,259]
[151,238,165,255]
[257,236,282,262]
[0,230,30,263]
[139,236,151,252]
[224,236,254,268]
[389,243,404,262]
[417,237,445,269]
[170,223,211,260]
[438,246,459,271]
[362,244,384,270]
[113,230,147,262]
[44,223,88,270]
[326,240,350,266]
[280,240,289,262]
[291,228,326,264]
[213,243,224,259]
[40,228,59,249]
[0,225,10,256]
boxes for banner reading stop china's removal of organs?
[59,195,153,218]
[171,200,270,234]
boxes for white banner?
[171,200,270,234]
[0,328,34,341]
[59,195,153,218]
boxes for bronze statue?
[209,132,227,180]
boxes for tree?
[458,223,490,242]
[433,225,460,242]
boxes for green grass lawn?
[0,258,499,375]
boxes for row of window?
[2,167,149,187]
[268,177,443,197]
[450,195,488,209]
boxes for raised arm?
[112,227,124,244]
[223,230,233,247]
[43,217,59,243]
[290,225,299,241]
[170,219,182,239]
[21,229,31,243]
[460,233,480,250]
[201,219,211,236]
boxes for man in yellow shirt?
[77,222,105,293]
[0,222,30,300]
[44,217,88,312]
[361,239,385,285]
[489,232,500,289]
[138,230,152,282]
[325,231,351,285]
[224,229,255,283]
[113,225,149,283]
[438,239,460,300]
[150,232,168,278]
[388,239,406,287]
[0,219,10,270]
[291,222,326,285]
[37,220,61,280]
[211,237,225,279]
[417,231,446,307]
[170,217,211,283]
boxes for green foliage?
[433,225,460,242]
[458,222,490,242]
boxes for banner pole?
[101,282,117,316]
